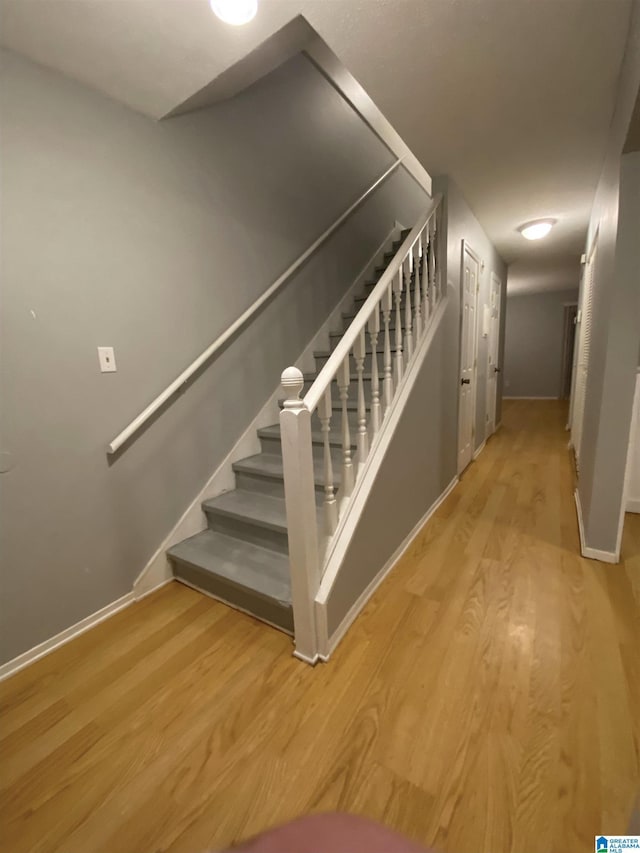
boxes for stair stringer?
[133,224,401,598]
[314,292,451,659]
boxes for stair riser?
[303,378,378,403]
[204,509,289,555]
[235,469,331,505]
[329,329,404,356]
[259,433,351,462]
[338,317,401,335]
[172,569,294,634]
[315,352,395,372]
[355,297,428,317]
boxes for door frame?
[559,302,578,400]
[457,240,482,473]
[485,271,502,436]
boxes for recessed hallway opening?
[1,401,638,853]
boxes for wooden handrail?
[107,158,403,454]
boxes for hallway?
[1,401,638,853]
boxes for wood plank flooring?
[1,400,638,853]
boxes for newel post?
[279,367,321,663]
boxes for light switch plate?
[98,346,117,373]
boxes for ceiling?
[1,0,633,293]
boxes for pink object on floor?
[228,813,433,853]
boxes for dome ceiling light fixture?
[210,0,258,25]
[518,219,557,241]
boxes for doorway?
[486,272,502,435]
[560,303,578,399]
[458,242,480,473]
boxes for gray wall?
[435,176,508,447]
[504,289,579,398]
[326,287,459,635]
[0,49,429,663]
[578,0,640,555]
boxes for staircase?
[167,233,411,632]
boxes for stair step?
[332,331,400,350]
[168,530,293,633]
[340,313,400,330]
[203,489,286,554]
[353,292,414,310]
[233,451,345,500]
[258,422,355,452]
[314,350,396,373]
[278,397,370,414]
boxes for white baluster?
[422,229,430,324]
[368,302,382,435]
[354,327,369,466]
[382,283,394,415]
[318,386,338,536]
[393,268,404,385]
[429,218,437,309]
[433,211,441,303]
[413,239,423,341]
[404,254,414,364]
[337,356,354,498]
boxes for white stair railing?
[279,196,443,662]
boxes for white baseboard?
[627,497,640,513]
[473,439,487,460]
[318,474,459,661]
[293,649,320,665]
[134,227,400,598]
[574,489,619,564]
[0,591,135,682]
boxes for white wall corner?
[134,225,401,600]
[473,439,487,460]
[574,488,620,564]
[623,370,640,514]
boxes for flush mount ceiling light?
[210,0,257,25]
[518,219,557,241]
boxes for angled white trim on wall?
[473,439,487,460]
[574,489,619,564]
[305,38,433,198]
[0,580,176,682]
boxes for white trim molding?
[318,476,459,661]
[574,489,619,564]
[0,580,175,682]
[473,439,487,461]
[0,592,128,682]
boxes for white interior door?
[486,272,502,435]
[571,235,597,465]
[458,244,479,472]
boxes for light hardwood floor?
[1,400,639,853]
